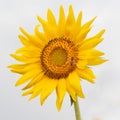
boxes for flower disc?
[41,37,78,79]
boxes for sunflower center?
[41,37,78,79]
[50,48,67,66]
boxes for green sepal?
[70,95,74,106]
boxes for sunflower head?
[9,5,107,111]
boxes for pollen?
[41,37,78,79]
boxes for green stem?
[74,97,82,120]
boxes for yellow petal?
[75,17,96,43]
[85,29,105,41]
[15,47,41,56]
[68,71,84,98]
[8,64,27,69]
[82,17,96,29]
[77,60,87,69]
[15,69,39,86]
[47,9,56,26]
[29,78,46,100]
[34,24,48,43]
[58,6,66,36]
[29,89,41,100]
[76,11,82,27]
[77,67,95,83]
[9,63,41,75]
[10,69,25,74]
[22,89,33,96]
[22,78,45,98]
[22,72,44,90]
[71,11,82,40]
[76,27,92,42]
[8,64,26,74]
[78,49,104,59]
[10,54,40,63]
[66,78,76,102]
[66,5,75,25]
[10,54,26,62]
[19,27,42,47]
[79,38,103,50]
[37,16,58,39]
[65,5,75,38]
[40,78,58,105]
[15,51,39,59]
[56,79,66,111]
[95,29,105,38]
[87,57,108,66]
[18,35,30,46]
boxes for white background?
[0,0,120,120]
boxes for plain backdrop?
[0,0,120,120]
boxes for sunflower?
[9,5,106,111]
